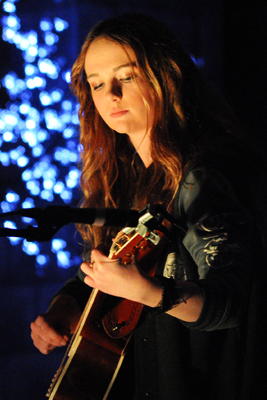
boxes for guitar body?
[47,290,130,400]
[47,207,168,400]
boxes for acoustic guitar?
[46,205,171,400]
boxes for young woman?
[30,13,265,400]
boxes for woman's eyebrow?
[113,61,137,72]
[87,61,137,80]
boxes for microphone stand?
[0,204,175,242]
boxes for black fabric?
[54,164,267,400]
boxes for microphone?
[5,206,140,227]
[0,204,172,242]
[0,206,140,241]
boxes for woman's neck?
[129,131,152,168]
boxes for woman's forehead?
[84,38,138,75]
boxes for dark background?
[0,0,266,399]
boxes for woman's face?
[84,37,155,145]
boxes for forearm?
[142,272,250,330]
[51,272,93,312]
[166,281,204,322]
[139,276,204,323]
[49,294,82,333]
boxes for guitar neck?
[47,206,169,399]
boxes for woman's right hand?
[30,295,81,354]
[30,312,70,354]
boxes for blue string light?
[3,1,17,14]
[0,0,81,270]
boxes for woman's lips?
[110,110,129,118]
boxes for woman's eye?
[92,83,103,91]
[120,75,135,83]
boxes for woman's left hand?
[81,249,204,321]
[80,248,162,306]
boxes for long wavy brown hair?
[71,13,242,249]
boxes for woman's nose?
[106,79,122,100]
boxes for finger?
[33,335,60,354]
[81,262,94,275]
[91,249,120,268]
[31,318,68,346]
[31,334,57,354]
[31,325,68,355]
[83,274,96,288]
[91,248,107,262]
[30,324,55,352]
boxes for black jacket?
[55,165,267,400]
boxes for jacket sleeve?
[52,261,92,312]
[176,166,253,331]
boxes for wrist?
[154,277,186,313]
[143,277,187,314]
[137,276,163,308]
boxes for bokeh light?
[0,0,81,271]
